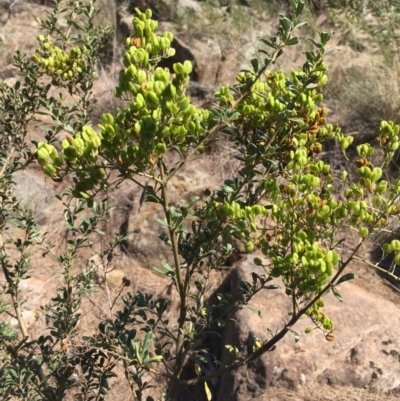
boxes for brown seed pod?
[325,333,335,341]
[130,37,141,47]
[381,136,389,145]
[60,338,70,351]
[311,144,322,154]
[355,159,366,168]
[66,134,74,144]
[368,182,376,193]
[148,156,155,166]
[122,276,131,287]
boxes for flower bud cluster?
[32,35,87,85]
[337,132,354,151]
[35,126,104,198]
[99,7,210,169]
[376,120,400,163]
[269,231,337,333]
[306,299,334,333]
[60,126,104,198]
[61,126,101,166]
[219,201,269,252]
[35,8,211,198]
[35,142,63,178]
[224,71,340,173]
[270,232,339,285]
[383,240,400,265]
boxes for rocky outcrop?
[213,257,400,400]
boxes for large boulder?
[214,257,400,400]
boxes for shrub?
[1,1,400,400]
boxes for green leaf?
[286,37,299,46]
[222,185,234,193]
[131,340,142,364]
[332,286,343,302]
[168,161,183,176]
[142,331,153,355]
[169,207,182,218]
[144,186,161,203]
[307,38,323,49]
[294,21,307,29]
[155,218,169,228]
[324,48,338,56]
[279,15,291,33]
[7,219,23,228]
[337,273,355,285]
[296,1,305,16]
[290,329,300,342]
[288,0,297,11]
[264,284,279,290]
[260,38,275,48]
[319,31,332,45]
[152,266,168,275]
[247,305,262,318]
[146,193,161,203]
[159,233,172,245]
[288,118,305,124]
[251,58,259,72]
[161,261,173,271]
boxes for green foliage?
[1,0,400,400]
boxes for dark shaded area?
[158,37,200,82]
[176,271,232,401]
[370,234,400,288]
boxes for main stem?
[158,160,188,401]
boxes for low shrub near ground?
[1,1,400,400]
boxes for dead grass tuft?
[251,380,400,401]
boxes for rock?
[174,0,202,13]
[214,257,400,400]
[12,169,56,226]
[190,38,222,85]
[104,164,218,271]
[158,36,199,81]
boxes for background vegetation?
[1,1,400,400]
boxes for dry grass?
[253,381,400,401]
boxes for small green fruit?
[245,241,254,253]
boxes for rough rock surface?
[214,257,400,400]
